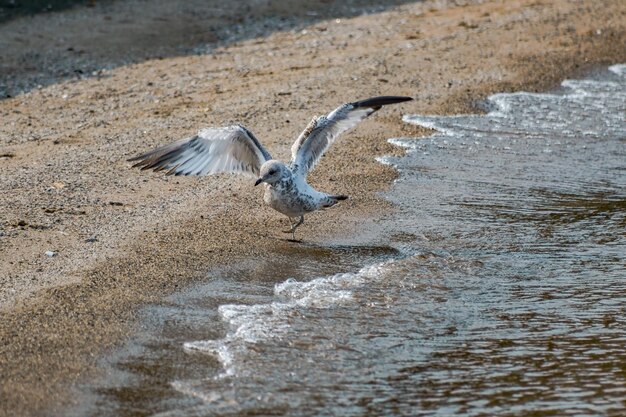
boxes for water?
[76,65,626,416]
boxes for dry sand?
[0,0,625,415]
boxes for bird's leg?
[290,215,304,240]
[283,217,296,234]
[282,215,304,240]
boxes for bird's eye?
[268,169,276,175]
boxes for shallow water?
[75,65,626,416]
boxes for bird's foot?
[282,229,298,241]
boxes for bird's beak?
[254,177,263,186]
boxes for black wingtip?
[353,96,413,109]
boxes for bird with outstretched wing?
[130,96,413,240]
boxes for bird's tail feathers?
[322,194,349,208]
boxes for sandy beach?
[1,0,625,415]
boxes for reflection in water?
[75,65,626,416]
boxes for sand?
[0,0,625,415]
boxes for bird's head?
[255,160,288,186]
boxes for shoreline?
[1,0,625,415]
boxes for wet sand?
[0,0,625,415]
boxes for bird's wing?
[290,96,412,176]
[128,125,272,177]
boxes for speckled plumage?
[262,168,340,218]
[130,96,412,239]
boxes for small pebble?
[45,250,58,257]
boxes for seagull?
[129,96,412,240]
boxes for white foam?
[402,114,459,136]
[181,262,392,380]
[609,64,626,77]
[402,65,626,147]
[387,137,420,150]
[561,79,622,95]
[375,155,396,166]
